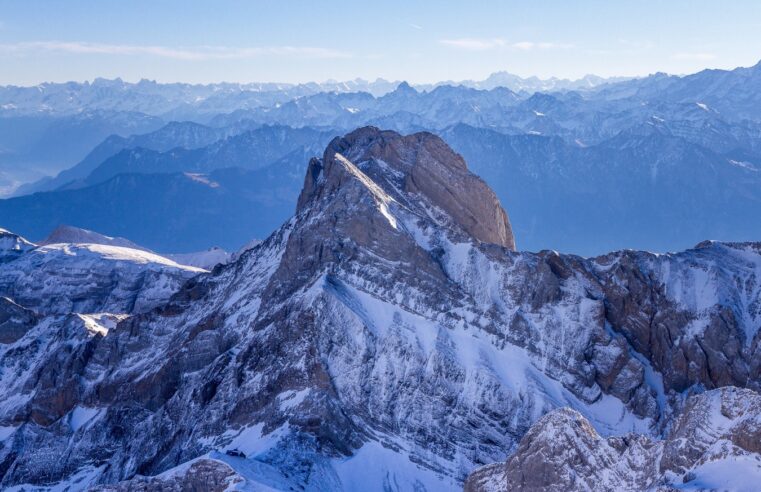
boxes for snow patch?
[184,172,220,188]
[70,406,102,432]
[679,454,761,491]
[77,313,128,337]
[728,159,757,171]
[33,243,206,272]
[224,423,289,458]
[278,388,311,411]
[334,153,398,229]
[0,425,18,441]
[334,440,460,491]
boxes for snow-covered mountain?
[0,72,627,118]
[418,72,632,94]
[1,127,760,490]
[40,224,151,251]
[0,234,204,315]
[465,386,761,491]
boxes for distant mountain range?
[0,71,626,117]
[2,60,760,255]
[0,70,629,189]
[0,165,305,253]
[0,125,335,252]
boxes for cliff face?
[0,128,759,491]
[297,126,515,249]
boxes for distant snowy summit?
[5,223,238,271]
[41,224,150,251]
[0,70,630,117]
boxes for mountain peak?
[297,127,515,249]
[40,224,151,252]
[394,81,417,94]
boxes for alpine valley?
[1,126,760,491]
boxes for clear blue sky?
[1,0,760,85]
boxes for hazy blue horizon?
[2,0,761,85]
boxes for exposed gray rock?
[0,296,37,344]
[92,458,244,491]
[298,126,515,249]
[465,386,761,492]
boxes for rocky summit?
[0,127,760,491]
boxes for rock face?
[92,458,244,491]
[465,386,761,492]
[0,127,759,491]
[0,297,37,344]
[298,127,515,249]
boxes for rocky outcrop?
[0,297,37,344]
[465,386,761,492]
[594,242,761,396]
[93,459,244,491]
[0,228,35,263]
[0,128,759,491]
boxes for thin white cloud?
[672,52,716,61]
[440,38,507,50]
[409,23,423,30]
[439,38,571,51]
[513,41,571,50]
[0,41,351,60]
[617,39,656,50]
